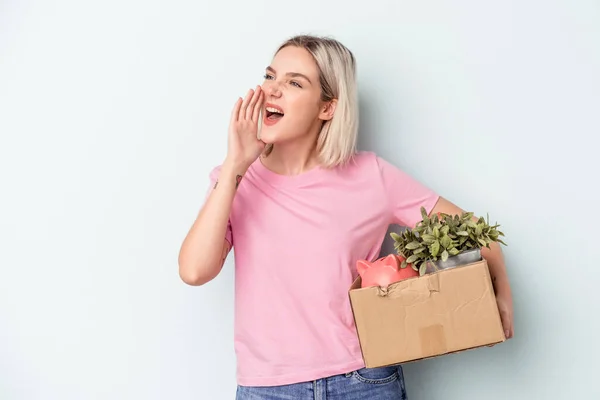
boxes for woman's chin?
[258,127,279,144]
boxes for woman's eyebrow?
[266,66,312,85]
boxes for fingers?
[230,97,243,124]
[232,86,264,125]
[500,310,513,339]
[238,89,254,121]
[246,86,262,120]
[252,90,264,123]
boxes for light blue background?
[1,0,598,398]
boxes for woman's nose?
[264,82,282,98]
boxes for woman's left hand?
[496,291,514,339]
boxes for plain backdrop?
[1,0,599,399]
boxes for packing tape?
[377,273,441,298]
[419,324,447,355]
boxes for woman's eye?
[290,81,302,88]
[263,74,274,80]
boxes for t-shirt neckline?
[252,156,324,186]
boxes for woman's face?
[259,45,334,144]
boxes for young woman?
[179,35,514,399]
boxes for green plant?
[390,207,506,276]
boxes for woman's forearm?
[481,242,512,297]
[178,160,245,285]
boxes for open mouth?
[265,105,284,121]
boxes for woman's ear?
[319,99,337,121]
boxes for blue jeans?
[236,365,407,399]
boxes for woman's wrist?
[223,156,251,173]
[220,158,248,189]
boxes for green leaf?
[430,240,440,257]
[478,238,487,247]
[449,247,460,255]
[420,206,428,219]
[406,254,420,263]
[433,226,440,238]
[419,262,428,276]
[441,225,450,235]
[456,231,469,236]
[422,215,430,226]
[390,232,401,241]
[475,224,483,236]
[441,249,449,262]
[440,235,452,249]
[411,263,419,272]
[405,241,422,250]
[401,260,408,269]
[421,234,436,243]
[414,246,426,254]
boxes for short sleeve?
[205,165,233,246]
[376,156,440,228]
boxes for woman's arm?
[429,197,515,339]
[178,87,265,286]
[178,161,243,286]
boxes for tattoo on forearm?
[213,174,243,190]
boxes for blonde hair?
[263,35,359,168]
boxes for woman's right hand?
[225,86,265,172]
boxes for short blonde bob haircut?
[263,35,358,168]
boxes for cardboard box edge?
[348,259,507,367]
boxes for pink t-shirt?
[207,151,439,387]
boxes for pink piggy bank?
[356,254,419,289]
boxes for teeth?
[266,107,283,114]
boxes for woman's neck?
[261,135,320,176]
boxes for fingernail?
[505,330,510,337]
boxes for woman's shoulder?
[350,151,411,173]
[343,150,391,173]
[342,151,421,188]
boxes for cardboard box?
[349,259,506,368]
